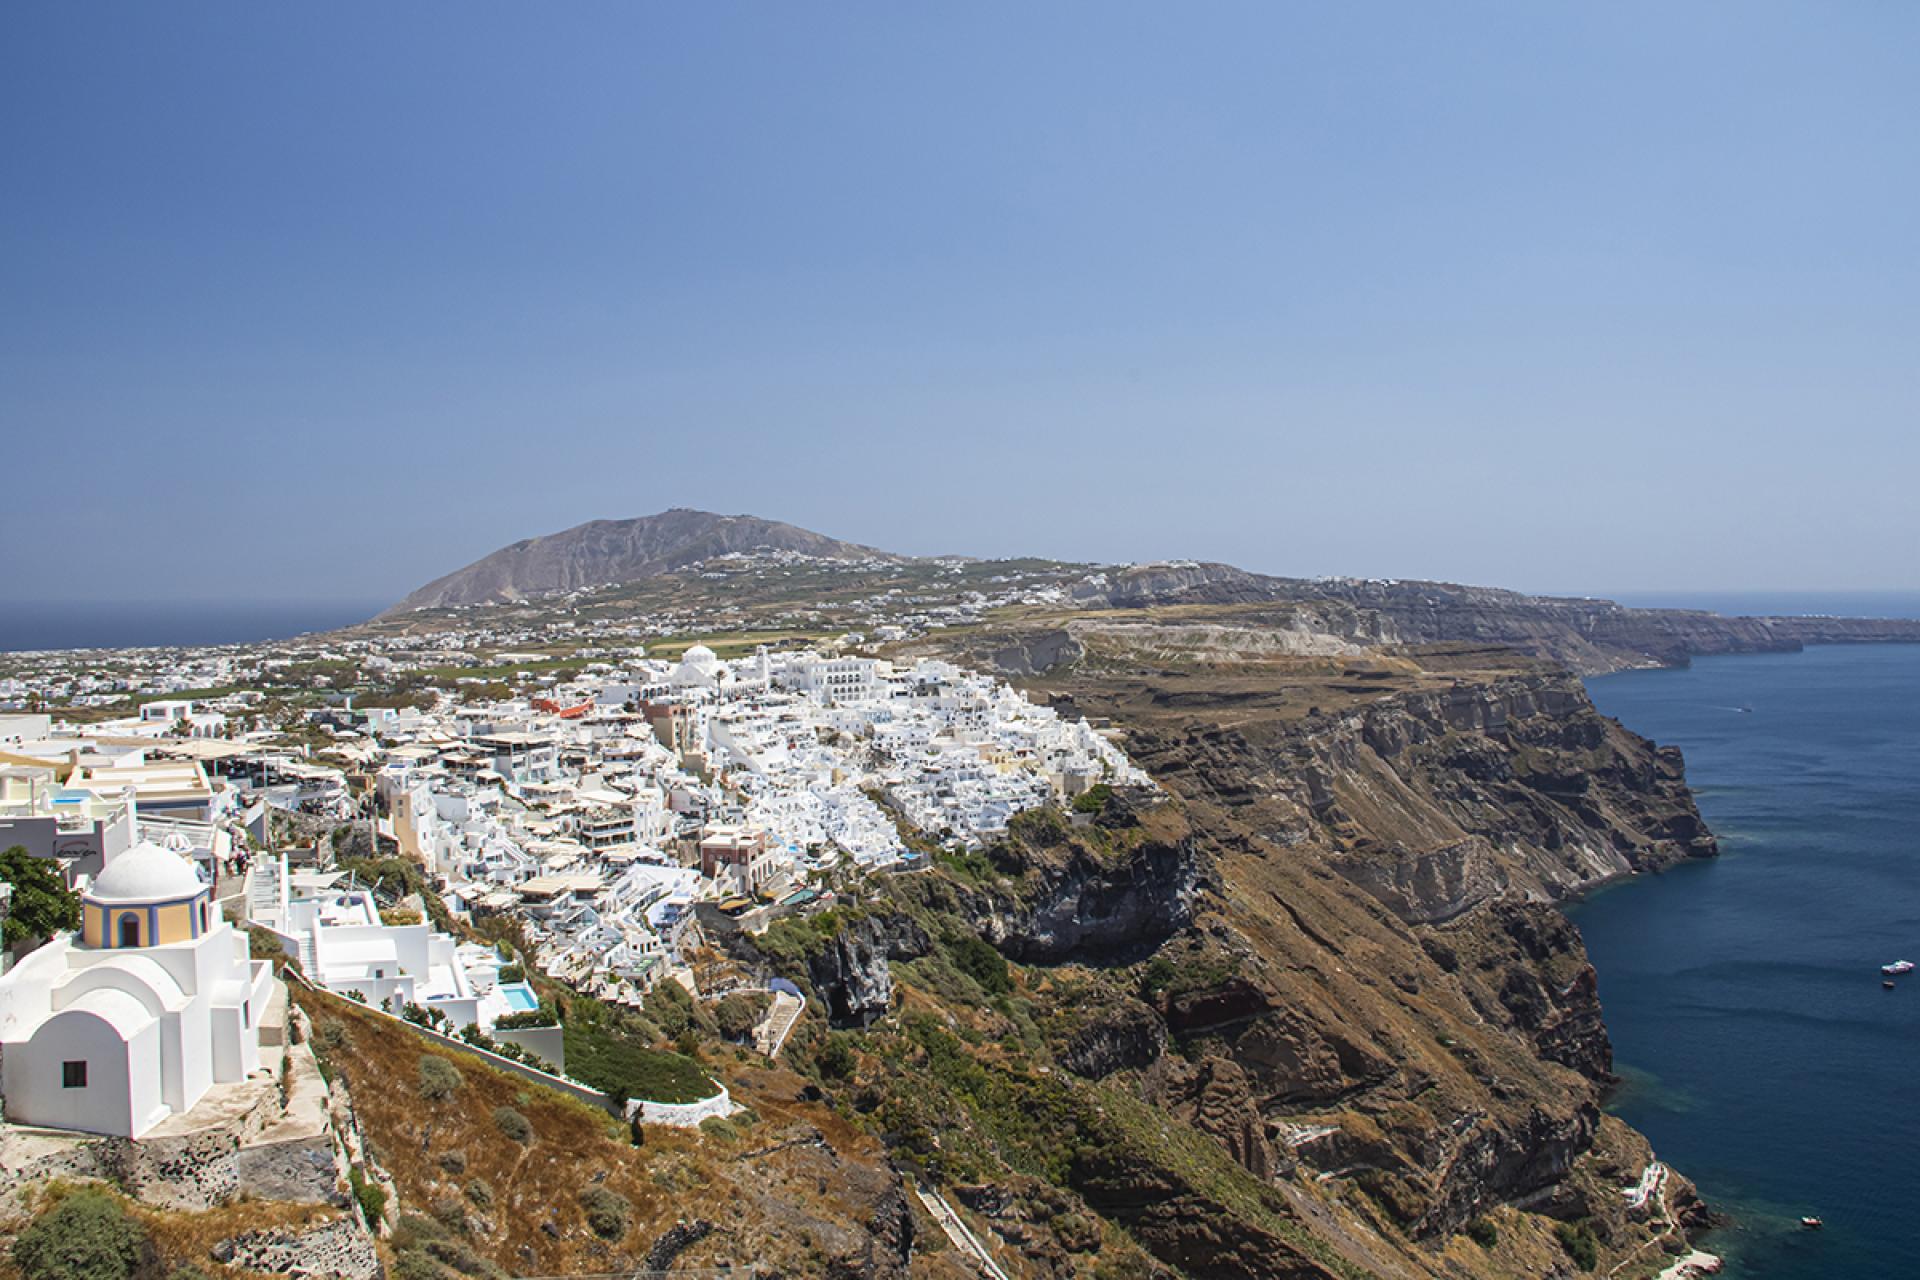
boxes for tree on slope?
[0,844,82,949]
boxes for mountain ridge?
[386,510,1920,674]
[385,508,902,613]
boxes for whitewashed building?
[0,836,273,1138]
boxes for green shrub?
[463,1179,493,1210]
[816,1033,857,1080]
[425,1238,505,1278]
[578,1186,631,1240]
[12,1190,150,1280]
[390,1249,446,1280]
[429,1196,467,1234]
[946,935,1012,996]
[492,1106,533,1143]
[1007,805,1068,844]
[936,847,998,884]
[753,907,862,964]
[348,1165,387,1226]
[1465,1217,1498,1248]
[642,980,699,1038]
[497,965,525,984]
[1071,783,1114,814]
[1139,956,1177,997]
[417,1055,464,1101]
[1555,1221,1599,1272]
[714,992,768,1041]
[437,1150,468,1175]
[493,1001,559,1031]
[391,1214,449,1251]
[699,1116,739,1143]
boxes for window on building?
[62,1060,87,1088]
[199,901,209,932]
[242,1000,250,1029]
[118,915,141,948]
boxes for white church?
[0,834,275,1138]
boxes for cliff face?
[795,912,930,1028]
[951,795,1200,964]
[1306,672,1717,916]
[1039,648,1702,1256]
[758,622,1724,1278]
[1069,562,1920,673]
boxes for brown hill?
[386,508,901,613]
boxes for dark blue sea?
[1578,643,1920,1278]
[0,600,380,653]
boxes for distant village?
[0,556,1150,1140]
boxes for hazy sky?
[6,3,1918,606]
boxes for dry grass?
[0,1183,335,1280]
[297,985,925,1275]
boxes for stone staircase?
[754,990,805,1058]
[247,859,282,919]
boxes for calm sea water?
[0,600,381,653]
[1577,644,1920,1278]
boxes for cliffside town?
[3,517,1912,1278]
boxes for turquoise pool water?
[500,982,538,1011]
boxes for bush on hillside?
[714,992,769,1041]
[641,980,703,1038]
[492,1106,533,1143]
[417,1055,464,1101]
[12,1190,151,1280]
[1556,1221,1599,1271]
[1071,783,1114,814]
[348,1165,387,1226]
[578,1186,631,1240]
[946,935,1012,996]
[816,1033,858,1080]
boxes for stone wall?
[237,1134,342,1205]
[630,1081,734,1128]
[0,1034,343,1215]
[213,1214,381,1280]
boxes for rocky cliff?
[1046,641,1709,1264]
[775,621,1724,1277]
[1070,561,1920,673]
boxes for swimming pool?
[499,982,538,1011]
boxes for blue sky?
[5,2,1917,606]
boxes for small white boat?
[1882,960,1914,976]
